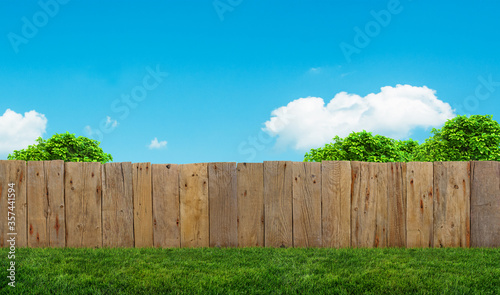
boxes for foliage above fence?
[0,160,499,249]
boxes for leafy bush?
[416,115,500,161]
[305,115,500,162]
[304,130,420,162]
[8,132,113,163]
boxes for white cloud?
[148,137,167,149]
[263,84,455,151]
[0,109,47,156]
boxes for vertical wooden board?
[293,162,322,247]
[179,163,209,247]
[470,161,500,247]
[45,161,65,247]
[406,162,433,248]
[102,162,134,248]
[264,161,293,248]
[351,162,387,248]
[209,162,238,247]
[0,161,27,248]
[237,163,264,247]
[133,163,154,248]
[322,161,351,248]
[387,162,406,247]
[433,161,470,248]
[65,162,102,248]
[27,161,48,247]
[374,162,388,248]
[152,164,180,248]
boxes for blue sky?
[1,0,499,164]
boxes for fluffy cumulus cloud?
[0,109,47,155]
[148,137,167,149]
[263,85,455,150]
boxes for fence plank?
[102,162,134,248]
[0,161,27,248]
[293,162,322,247]
[351,162,388,247]
[27,161,64,248]
[132,163,153,248]
[65,162,102,248]
[433,161,470,248]
[237,163,264,247]
[406,162,433,248]
[387,162,406,247]
[180,163,209,247]
[471,161,500,247]
[209,162,237,247]
[264,161,293,248]
[152,164,180,248]
[322,161,351,248]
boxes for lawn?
[1,247,499,294]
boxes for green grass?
[1,247,499,294]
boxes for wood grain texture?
[322,161,351,248]
[264,161,293,248]
[0,160,27,248]
[102,162,134,248]
[406,162,433,248]
[387,162,406,247]
[209,162,238,247]
[351,162,388,248]
[65,162,102,248]
[470,161,500,247]
[293,162,322,247]
[27,161,65,248]
[237,163,264,247]
[132,163,154,248]
[152,164,180,248]
[179,163,209,247]
[433,161,470,248]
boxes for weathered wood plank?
[152,164,180,248]
[470,161,500,247]
[0,160,27,248]
[102,162,134,248]
[374,162,388,248]
[209,162,237,247]
[406,162,433,248]
[293,162,322,247]
[387,162,406,247]
[433,161,470,248]
[351,162,388,248]
[27,161,64,248]
[179,163,209,247]
[65,162,102,248]
[237,163,264,247]
[264,161,293,248]
[132,163,153,248]
[322,161,351,248]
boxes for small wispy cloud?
[308,67,321,74]
[148,137,167,149]
[105,116,118,128]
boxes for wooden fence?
[0,160,499,248]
